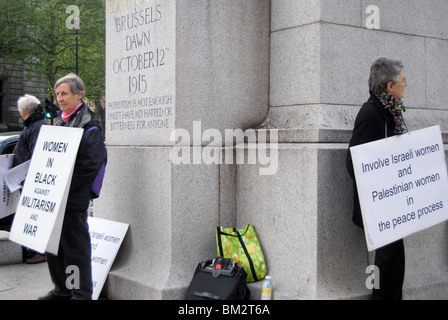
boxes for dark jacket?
[346,92,397,228]
[13,111,48,167]
[56,103,105,212]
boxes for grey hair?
[17,94,41,114]
[368,57,404,95]
[54,73,85,100]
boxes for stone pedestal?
[0,231,22,266]
[98,0,270,299]
[248,0,448,299]
[97,0,448,299]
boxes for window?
[0,79,5,124]
[0,78,9,126]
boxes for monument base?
[96,142,448,300]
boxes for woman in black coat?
[0,94,48,263]
[347,57,408,300]
[39,73,105,300]
[14,95,48,167]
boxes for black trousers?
[46,209,92,300]
[0,214,14,231]
[372,239,405,300]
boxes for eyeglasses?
[391,78,407,86]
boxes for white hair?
[17,94,41,113]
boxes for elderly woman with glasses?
[346,57,408,300]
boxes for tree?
[0,0,105,125]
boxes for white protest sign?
[0,155,20,219]
[350,125,448,251]
[88,217,129,300]
[9,126,83,255]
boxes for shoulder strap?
[84,126,100,134]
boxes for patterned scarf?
[375,93,408,135]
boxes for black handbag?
[185,257,250,300]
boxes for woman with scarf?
[39,73,105,300]
[346,57,408,300]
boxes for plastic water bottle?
[260,276,273,300]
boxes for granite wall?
[96,0,448,299]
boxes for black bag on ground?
[185,257,250,300]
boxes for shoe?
[38,290,71,300]
[25,254,47,264]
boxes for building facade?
[0,60,47,131]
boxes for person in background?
[38,73,105,300]
[0,94,47,264]
[346,57,408,300]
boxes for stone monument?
[98,0,271,299]
[97,0,448,299]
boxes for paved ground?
[0,262,52,300]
